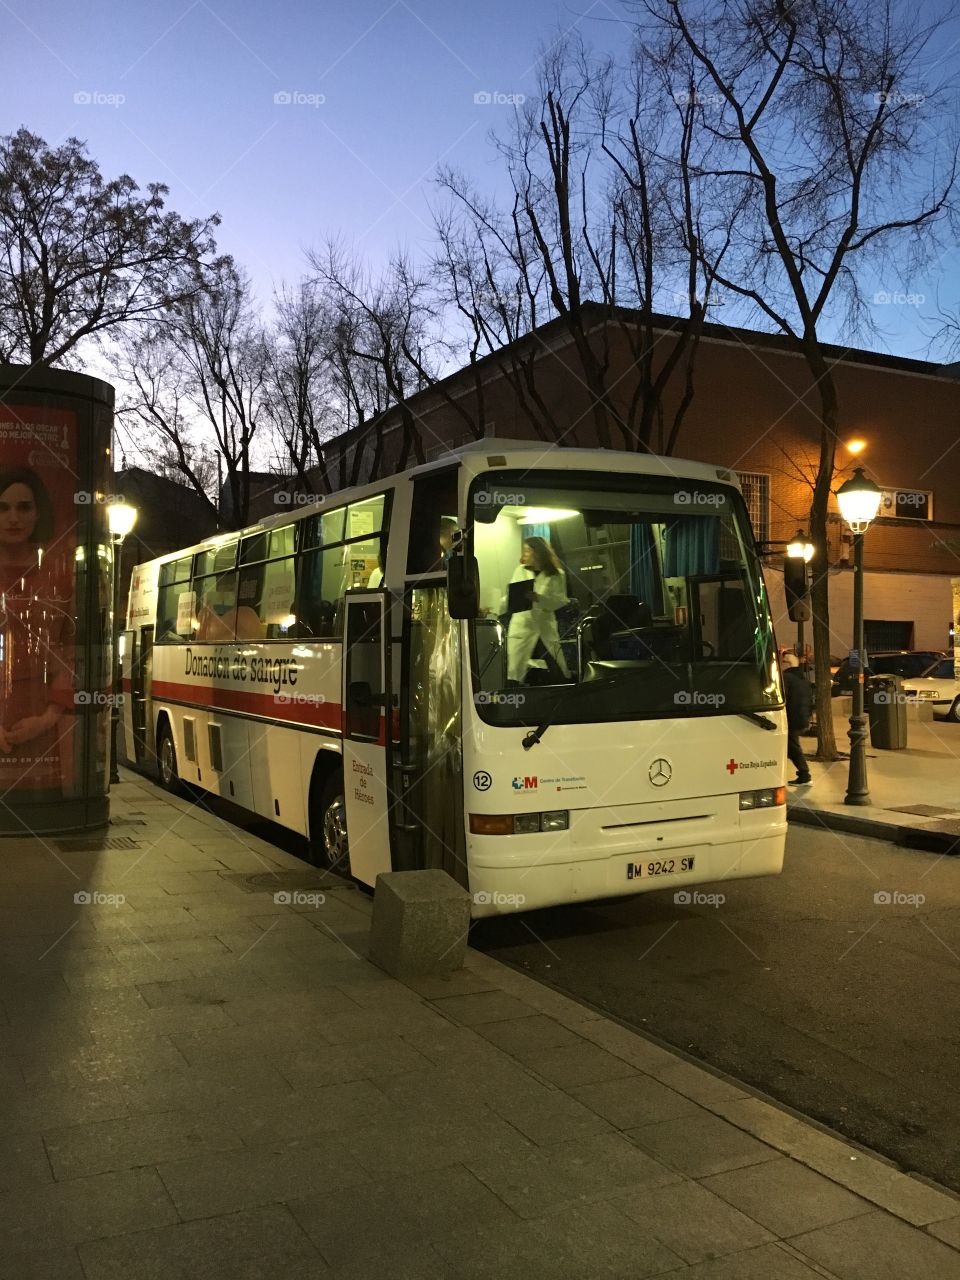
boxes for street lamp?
[836,467,882,805]
[785,530,815,669]
[107,501,138,784]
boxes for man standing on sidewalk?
[782,652,813,785]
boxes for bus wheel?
[311,772,350,876]
[157,723,180,793]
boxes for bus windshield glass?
[469,471,781,726]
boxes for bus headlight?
[469,809,570,835]
[514,813,541,834]
[739,787,786,810]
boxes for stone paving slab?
[787,711,960,852]
[700,1158,874,1237]
[77,1204,326,1279]
[289,1163,517,1270]
[0,770,958,1278]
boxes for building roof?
[115,467,217,553]
[320,301,957,453]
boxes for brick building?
[315,304,960,658]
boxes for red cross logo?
[726,758,739,775]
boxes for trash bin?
[865,675,908,749]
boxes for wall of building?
[766,567,954,660]
[320,317,960,659]
[334,326,959,568]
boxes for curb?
[788,804,960,854]
[461,947,960,1230]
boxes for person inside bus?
[196,575,237,642]
[505,536,571,684]
[368,554,384,587]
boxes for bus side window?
[297,547,348,638]
[195,573,239,641]
[233,528,302,638]
[258,557,297,638]
[407,469,459,574]
[156,555,195,642]
[300,507,345,550]
[193,542,239,642]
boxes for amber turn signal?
[469,813,515,835]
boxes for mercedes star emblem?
[648,758,672,787]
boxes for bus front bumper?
[467,811,786,916]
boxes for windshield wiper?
[739,711,778,731]
[522,724,550,750]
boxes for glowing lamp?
[836,468,882,534]
[107,501,138,540]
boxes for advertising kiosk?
[0,365,114,834]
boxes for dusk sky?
[5,0,960,363]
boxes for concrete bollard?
[369,869,471,977]
[905,701,935,723]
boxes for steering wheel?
[700,640,716,658]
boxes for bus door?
[341,593,393,886]
[131,625,153,764]
[120,625,152,767]
[394,585,468,888]
[120,628,136,765]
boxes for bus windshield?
[469,470,781,726]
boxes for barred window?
[736,472,770,544]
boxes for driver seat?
[591,595,653,658]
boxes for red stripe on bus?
[150,679,343,731]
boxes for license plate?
[627,855,696,881]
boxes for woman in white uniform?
[506,536,571,683]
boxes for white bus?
[120,442,787,916]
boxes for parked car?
[831,650,946,696]
[902,658,960,721]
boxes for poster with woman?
[0,406,78,797]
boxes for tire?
[157,722,180,793]
[948,699,960,724]
[310,771,350,875]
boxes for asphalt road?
[472,824,960,1193]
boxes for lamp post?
[836,468,882,805]
[785,530,815,672]
[107,501,138,785]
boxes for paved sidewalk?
[788,708,960,852]
[2,773,960,1278]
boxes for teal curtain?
[629,524,659,607]
[524,522,550,540]
[664,517,720,577]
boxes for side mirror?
[447,554,480,619]
[783,556,811,622]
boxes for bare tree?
[262,278,341,495]
[118,260,268,528]
[645,0,959,759]
[432,182,558,441]
[307,241,478,480]
[0,127,219,367]
[434,34,715,453]
[115,342,220,523]
[599,49,736,452]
